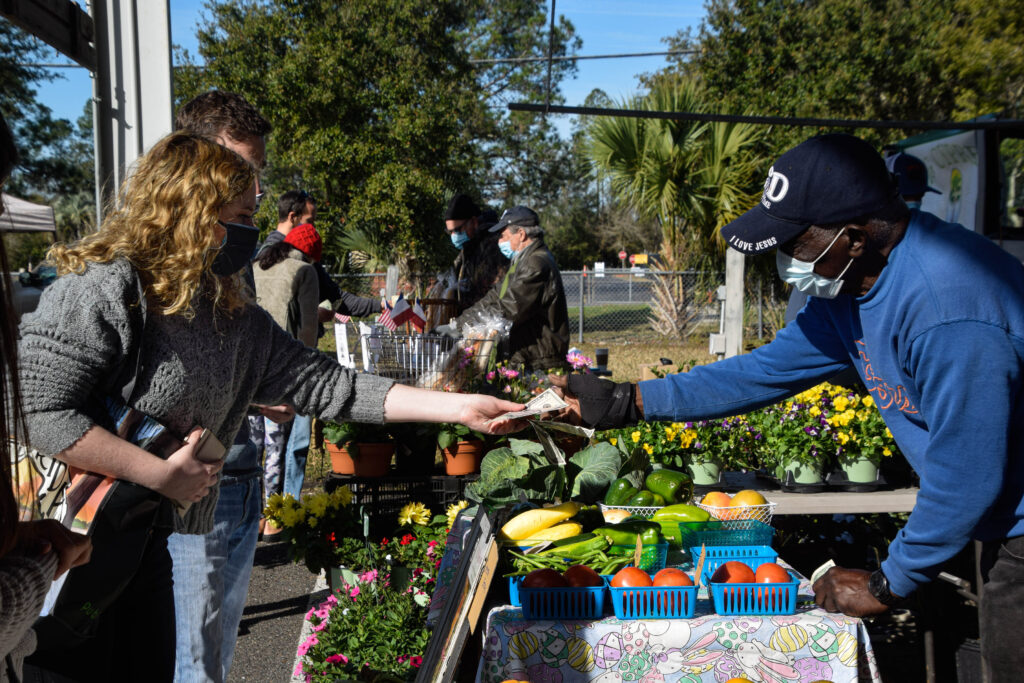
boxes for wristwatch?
[868,569,901,606]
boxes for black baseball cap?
[444,193,479,221]
[489,205,540,233]
[885,152,940,197]
[721,133,900,255]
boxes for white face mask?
[775,228,854,299]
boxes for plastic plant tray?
[690,545,778,575]
[599,503,662,519]
[706,570,800,615]
[608,573,698,619]
[678,519,774,550]
[695,500,776,525]
[518,578,608,620]
[608,541,669,572]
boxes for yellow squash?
[517,522,584,545]
[500,502,582,541]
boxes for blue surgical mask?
[905,201,922,210]
[775,228,854,299]
[450,231,470,249]
[498,240,516,260]
[212,220,259,276]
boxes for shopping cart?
[351,322,498,390]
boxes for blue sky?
[32,1,705,137]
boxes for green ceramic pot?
[782,460,825,484]
[687,460,721,486]
[842,457,879,483]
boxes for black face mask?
[212,220,259,276]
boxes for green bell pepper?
[651,503,711,548]
[649,492,666,506]
[604,477,639,506]
[626,490,655,507]
[644,469,693,505]
[651,503,711,524]
[595,521,663,547]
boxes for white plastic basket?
[599,503,664,520]
[695,501,776,526]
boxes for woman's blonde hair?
[49,131,257,317]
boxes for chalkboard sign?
[416,505,499,683]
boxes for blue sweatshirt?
[639,210,1024,597]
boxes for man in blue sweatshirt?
[554,133,1024,679]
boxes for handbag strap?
[118,270,148,405]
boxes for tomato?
[610,567,653,588]
[522,568,569,589]
[754,562,790,583]
[652,568,693,587]
[563,565,603,588]
[710,560,755,583]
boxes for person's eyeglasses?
[446,220,471,235]
[255,191,265,210]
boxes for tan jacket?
[253,249,319,347]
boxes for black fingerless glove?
[567,374,642,429]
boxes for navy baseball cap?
[489,205,540,233]
[885,152,941,197]
[721,134,900,255]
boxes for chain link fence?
[329,268,785,345]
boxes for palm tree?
[585,75,766,271]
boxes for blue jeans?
[168,471,262,683]
[283,413,311,499]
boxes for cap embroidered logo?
[762,167,790,208]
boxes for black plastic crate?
[324,473,478,524]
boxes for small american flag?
[334,312,351,324]
[377,300,398,331]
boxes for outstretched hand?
[547,374,583,425]
[813,567,890,618]
[458,394,529,435]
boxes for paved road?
[228,539,317,683]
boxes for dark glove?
[566,374,642,429]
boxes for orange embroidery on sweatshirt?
[855,340,919,415]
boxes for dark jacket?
[452,231,507,313]
[456,236,569,371]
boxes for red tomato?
[563,565,603,587]
[652,568,693,587]
[522,568,569,589]
[610,567,653,588]
[754,562,790,583]
[710,560,755,583]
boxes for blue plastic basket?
[707,570,800,615]
[509,575,524,606]
[518,578,608,620]
[608,541,669,572]
[690,544,778,575]
[678,520,774,550]
[608,572,697,619]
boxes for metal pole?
[577,270,584,344]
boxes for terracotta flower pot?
[326,441,394,477]
[442,439,485,475]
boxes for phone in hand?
[191,428,226,464]
[174,428,227,516]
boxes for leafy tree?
[939,0,1024,119]
[177,0,581,280]
[659,0,960,151]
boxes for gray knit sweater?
[18,259,395,533]
[0,549,57,683]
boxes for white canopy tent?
[1,193,57,234]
